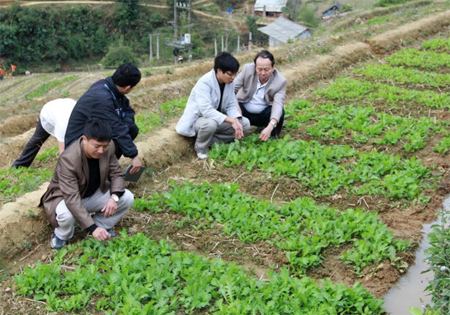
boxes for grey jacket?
[176,69,242,137]
[40,137,125,229]
[234,63,287,122]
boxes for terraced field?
[2,2,450,314]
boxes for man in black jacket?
[65,63,142,173]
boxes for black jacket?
[65,77,138,158]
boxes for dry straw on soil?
[367,10,450,54]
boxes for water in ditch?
[382,195,450,315]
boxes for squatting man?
[40,118,134,249]
[176,52,251,159]
[235,50,287,141]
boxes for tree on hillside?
[282,0,302,21]
[117,0,140,30]
[298,6,319,28]
[245,15,268,46]
[101,39,139,67]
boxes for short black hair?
[112,62,141,87]
[84,118,112,143]
[254,50,275,67]
[214,52,240,74]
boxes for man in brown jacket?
[235,50,287,141]
[41,118,134,249]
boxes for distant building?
[322,2,343,17]
[258,16,311,47]
[253,0,287,18]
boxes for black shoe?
[51,234,67,250]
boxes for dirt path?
[15,0,166,8]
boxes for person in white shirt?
[11,98,76,168]
[235,50,287,141]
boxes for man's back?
[40,98,76,142]
[64,77,138,159]
[65,79,110,148]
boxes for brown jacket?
[40,137,125,229]
[234,63,287,122]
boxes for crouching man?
[235,50,287,141]
[176,52,250,159]
[40,118,134,249]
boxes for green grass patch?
[374,0,414,7]
[316,77,450,109]
[367,16,392,25]
[14,232,385,314]
[355,64,450,87]
[423,213,450,314]
[422,37,450,52]
[135,112,162,134]
[209,135,432,200]
[0,167,53,205]
[386,49,450,70]
[25,75,78,101]
[135,97,187,135]
[35,146,59,163]
[160,96,187,118]
[434,136,450,154]
[0,167,53,204]
[285,100,449,153]
[137,182,410,275]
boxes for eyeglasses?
[225,71,238,78]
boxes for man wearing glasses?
[176,52,250,159]
[235,50,287,141]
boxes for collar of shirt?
[257,75,272,90]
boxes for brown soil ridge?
[367,10,450,54]
[283,42,371,93]
[0,183,49,260]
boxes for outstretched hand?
[259,124,274,142]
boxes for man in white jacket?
[176,52,250,159]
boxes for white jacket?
[176,69,241,137]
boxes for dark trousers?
[114,123,139,159]
[239,103,284,137]
[12,119,50,168]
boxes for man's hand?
[92,227,111,241]
[129,156,142,174]
[231,118,244,140]
[101,198,118,218]
[259,124,274,142]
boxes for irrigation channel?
[383,195,450,314]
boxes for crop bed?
[4,34,450,314]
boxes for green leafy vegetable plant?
[14,233,385,314]
[208,135,432,200]
[137,182,411,275]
